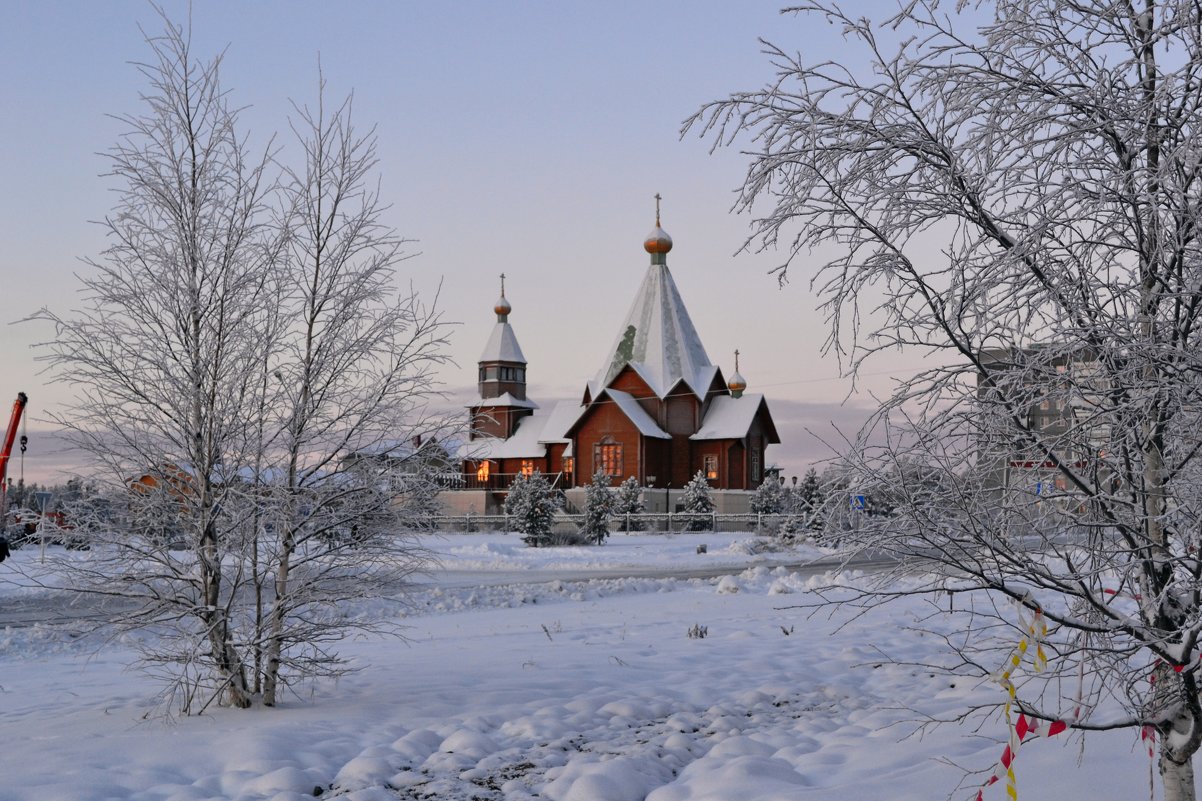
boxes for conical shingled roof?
[479,322,526,365]
[592,238,716,400]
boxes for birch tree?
[36,17,275,710]
[34,18,449,714]
[257,77,450,706]
[690,2,1202,798]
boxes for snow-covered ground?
[0,532,1153,801]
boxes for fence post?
[756,512,762,533]
[466,512,472,533]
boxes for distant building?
[976,345,1106,496]
[457,205,780,510]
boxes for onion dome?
[644,226,673,255]
[645,193,673,265]
[728,350,747,398]
[494,274,511,322]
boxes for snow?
[0,532,1154,801]
[691,393,769,440]
[603,390,672,439]
[479,321,527,364]
[593,262,716,400]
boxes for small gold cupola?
[728,350,747,398]
[494,273,512,322]
[644,192,673,265]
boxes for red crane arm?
[0,392,29,491]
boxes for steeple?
[478,274,528,402]
[593,196,716,399]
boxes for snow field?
[0,533,1156,800]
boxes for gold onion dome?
[728,350,747,397]
[644,225,673,254]
[494,295,512,316]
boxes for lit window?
[476,461,491,481]
[594,439,622,476]
[704,454,718,481]
[520,460,535,476]
[563,457,574,475]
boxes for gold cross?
[654,192,662,226]
[734,349,740,372]
[500,272,506,296]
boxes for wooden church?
[460,204,780,494]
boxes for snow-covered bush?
[578,471,615,545]
[613,476,645,531]
[504,472,563,547]
[680,471,714,531]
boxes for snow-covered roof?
[479,321,526,364]
[469,392,539,410]
[605,390,671,439]
[536,401,586,444]
[690,393,769,440]
[459,401,582,460]
[591,263,714,400]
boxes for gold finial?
[654,192,662,227]
[734,349,740,372]
[500,272,506,297]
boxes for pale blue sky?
[1,1,923,482]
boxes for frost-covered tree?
[505,472,562,547]
[578,471,615,545]
[614,476,646,531]
[255,73,449,707]
[691,2,1202,797]
[35,16,277,709]
[749,476,786,515]
[798,469,822,515]
[32,16,447,714]
[680,470,714,531]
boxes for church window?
[594,438,623,477]
[563,457,574,476]
[476,461,491,481]
[501,366,514,381]
[520,459,535,476]
[704,454,719,481]
[751,451,761,482]
[478,367,486,382]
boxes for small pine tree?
[803,468,828,532]
[749,477,786,515]
[504,472,562,547]
[681,470,715,531]
[613,476,646,531]
[579,471,616,545]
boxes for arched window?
[594,436,623,477]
